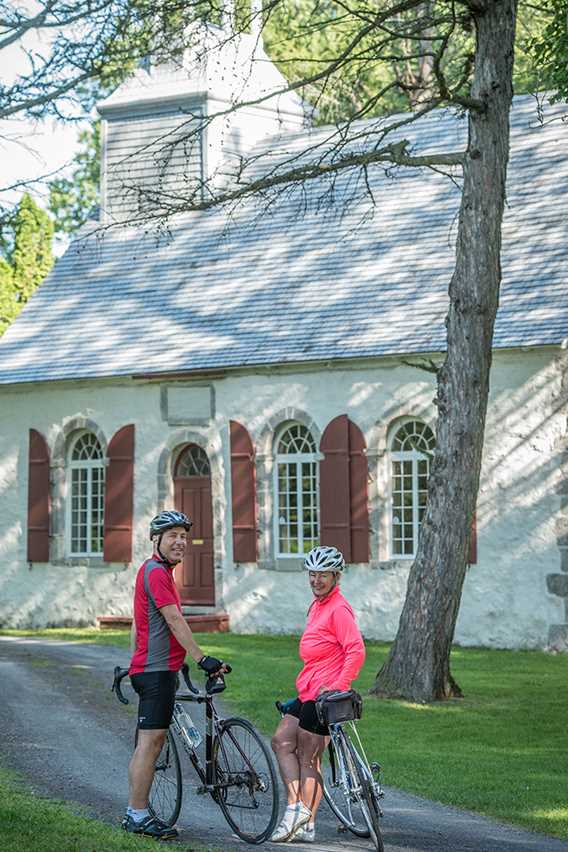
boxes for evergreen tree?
[0,194,54,336]
[0,258,17,336]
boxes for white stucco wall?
[0,348,564,648]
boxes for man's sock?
[126,807,150,822]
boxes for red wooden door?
[174,446,215,605]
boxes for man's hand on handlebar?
[198,655,230,676]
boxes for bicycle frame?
[329,721,383,804]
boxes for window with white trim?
[67,432,105,556]
[275,423,319,556]
[390,420,435,558]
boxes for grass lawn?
[3,627,568,840]
[0,767,215,852]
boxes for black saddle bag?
[316,689,363,725]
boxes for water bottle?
[176,703,202,749]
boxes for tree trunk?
[372,0,518,703]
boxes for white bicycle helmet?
[304,545,345,573]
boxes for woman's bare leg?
[271,715,301,805]
[296,728,327,818]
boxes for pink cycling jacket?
[296,585,366,702]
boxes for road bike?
[113,663,279,844]
[276,691,384,851]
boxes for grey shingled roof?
[0,95,566,385]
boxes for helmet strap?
[155,532,175,567]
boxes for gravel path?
[1,636,566,852]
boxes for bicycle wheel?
[346,738,384,852]
[213,717,279,844]
[134,728,182,827]
[322,731,370,837]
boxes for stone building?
[0,21,566,648]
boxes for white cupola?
[97,6,309,223]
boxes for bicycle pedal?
[337,824,347,833]
[196,785,208,795]
[371,762,382,773]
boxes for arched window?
[275,423,319,557]
[175,444,210,477]
[67,432,105,556]
[390,420,435,558]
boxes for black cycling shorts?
[130,670,177,730]
[285,698,329,736]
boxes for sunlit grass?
[0,767,215,852]
[3,628,567,840]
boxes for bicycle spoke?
[213,718,279,843]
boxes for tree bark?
[372,0,518,703]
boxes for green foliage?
[0,194,54,335]
[525,0,568,101]
[0,258,17,335]
[262,0,409,123]
[11,194,54,303]
[49,124,101,234]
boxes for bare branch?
[400,358,441,374]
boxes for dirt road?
[0,637,565,852]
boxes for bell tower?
[97,5,308,224]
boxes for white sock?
[127,807,150,822]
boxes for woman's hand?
[317,685,331,696]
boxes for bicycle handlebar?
[111,662,233,704]
[112,666,130,704]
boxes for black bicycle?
[113,663,279,844]
[277,690,384,851]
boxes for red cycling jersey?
[129,555,186,675]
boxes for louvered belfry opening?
[319,414,370,563]
[102,103,204,223]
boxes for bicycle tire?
[213,717,279,844]
[134,727,182,827]
[322,730,371,838]
[346,737,384,852]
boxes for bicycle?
[113,662,279,844]
[276,690,384,851]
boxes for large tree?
[132,0,523,701]
[373,0,517,701]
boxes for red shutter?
[230,421,258,562]
[27,429,50,562]
[468,511,478,564]
[104,424,135,563]
[320,415,352,560]
[348,420,370,563]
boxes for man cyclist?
[122,510,228,840]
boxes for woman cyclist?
[270,545,366,843]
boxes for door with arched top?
[173,444,215,605]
